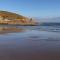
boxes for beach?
[0,26,60,60]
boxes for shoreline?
[0,24,38,26]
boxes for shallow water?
[0,25,60,60]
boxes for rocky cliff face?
[0,11,36,25]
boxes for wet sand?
[0,39,60,60]
[0,27,60,60]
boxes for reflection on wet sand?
[0,26,25,34]
[0,26,60,60]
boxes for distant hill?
[0,11,36,25]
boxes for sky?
[0,0,60,18]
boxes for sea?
[0,24,60,60]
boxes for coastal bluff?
[0,11,36,25]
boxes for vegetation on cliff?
[0,11,36,25]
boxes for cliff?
[0,11,36,25]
